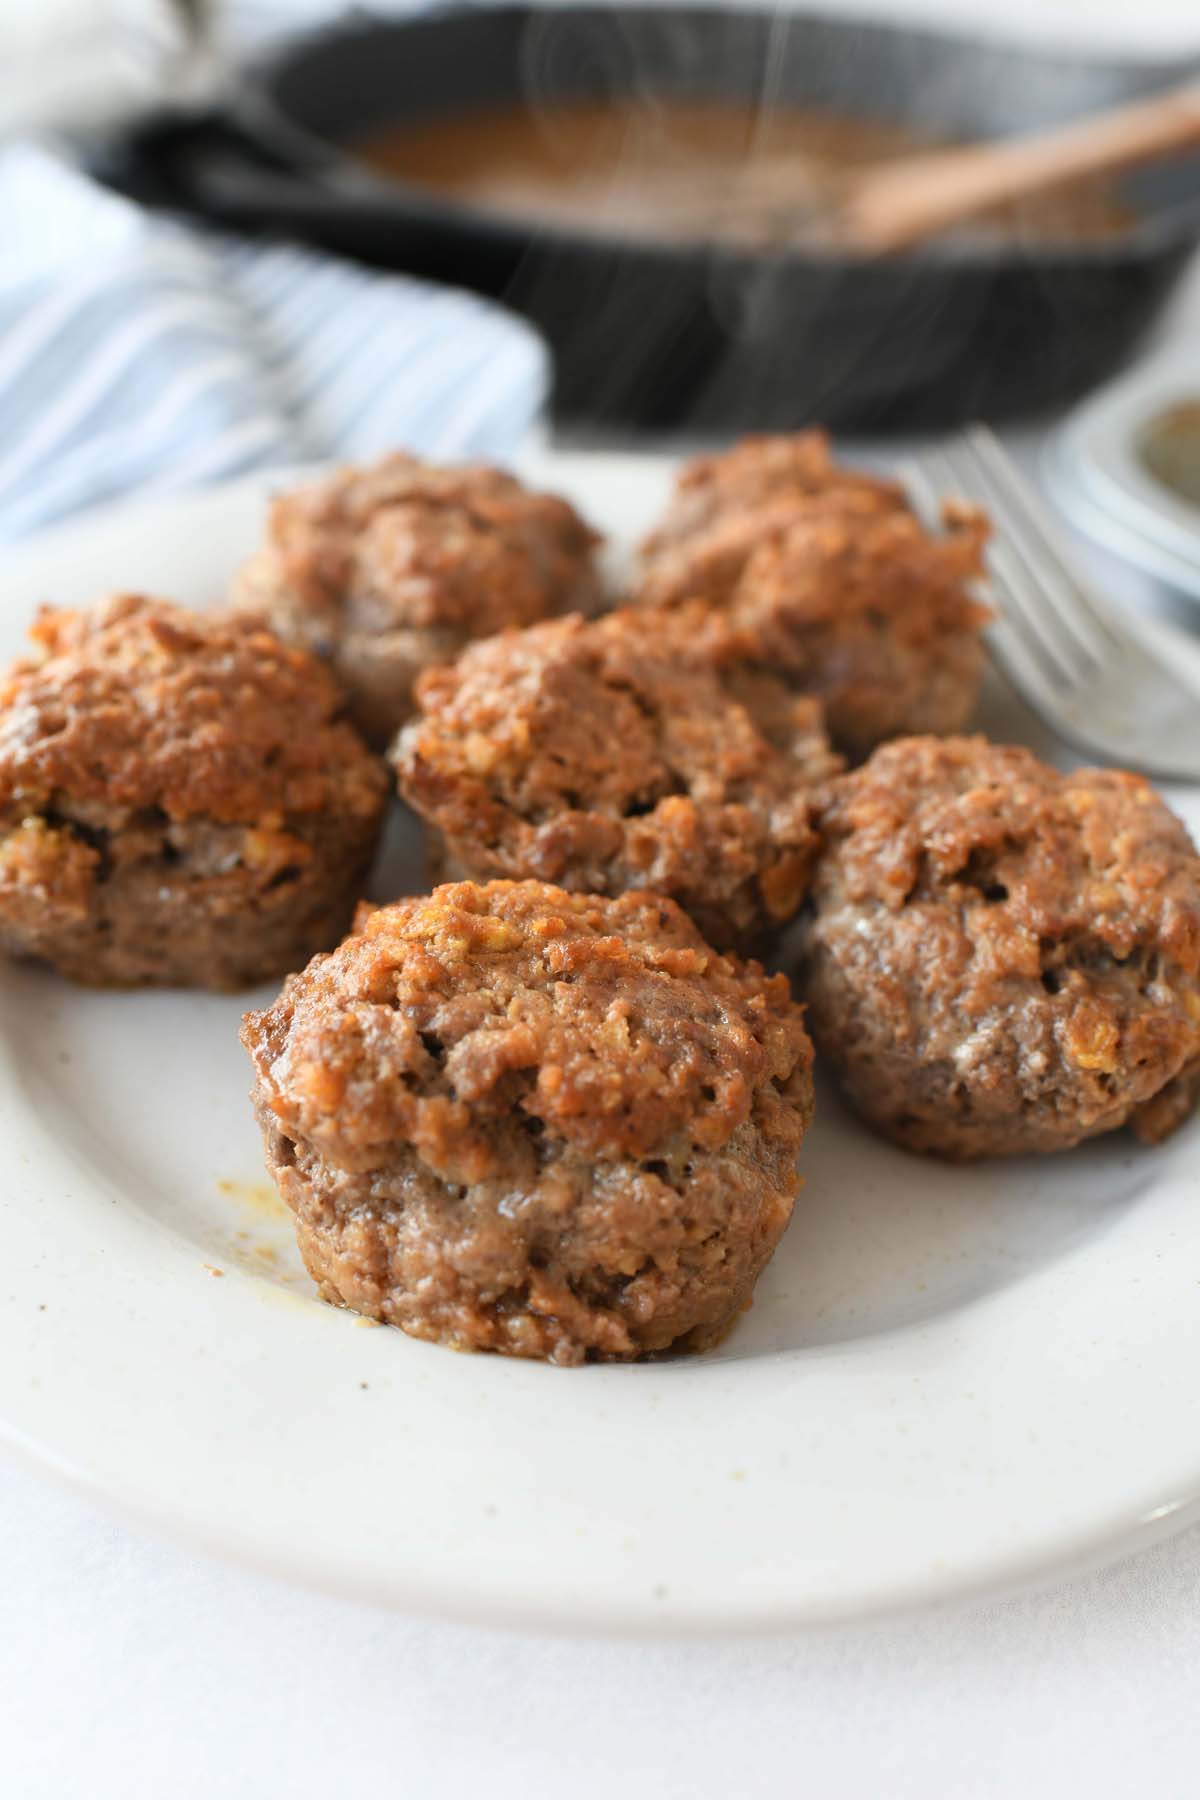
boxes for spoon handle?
[846,78,1200,253]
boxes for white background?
[4,2,1200,1796]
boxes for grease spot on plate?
[217,1177,288,1220]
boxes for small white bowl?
[1045,349,1200,609]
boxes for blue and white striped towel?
[0,143,549,542]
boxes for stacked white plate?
[1046,349,1200,610]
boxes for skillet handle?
[92,106,522,293]
[92,108,395,228]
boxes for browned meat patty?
[232,452,602,745]
[0,595,389,989]
[798,736,1200,1159]
[640,429,909,556]
[392,608,842,951]
[242,879,815,1363]
[636,433,990,760]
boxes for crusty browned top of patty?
[639,470,988,637]
[737,504,988,647]
[394,609,842,933]
[815,736,1200,1011]
[634,437,991,754]
[236,452,600,636]
[641,429,908,560]
[0,594,386,826]
[635,491,990,762]
[243,880,813,1185]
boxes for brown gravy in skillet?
[352,99,1133,250]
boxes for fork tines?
[903,424,1200,784]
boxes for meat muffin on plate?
[0,595,389,989]
[242,880,815,1363]
[392,608,842,951]
[636,433,990,760]
[233,452,601,746]
[639,429,909,561]
[798,736,1200,1159]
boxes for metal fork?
[904,424,1200,784]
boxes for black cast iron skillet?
[103,6,1200,435]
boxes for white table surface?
[5,3,1200,1796]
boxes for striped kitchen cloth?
[0,142,549,542]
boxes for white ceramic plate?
[2,451,1199,1635]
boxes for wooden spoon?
[844,78,1200,254]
